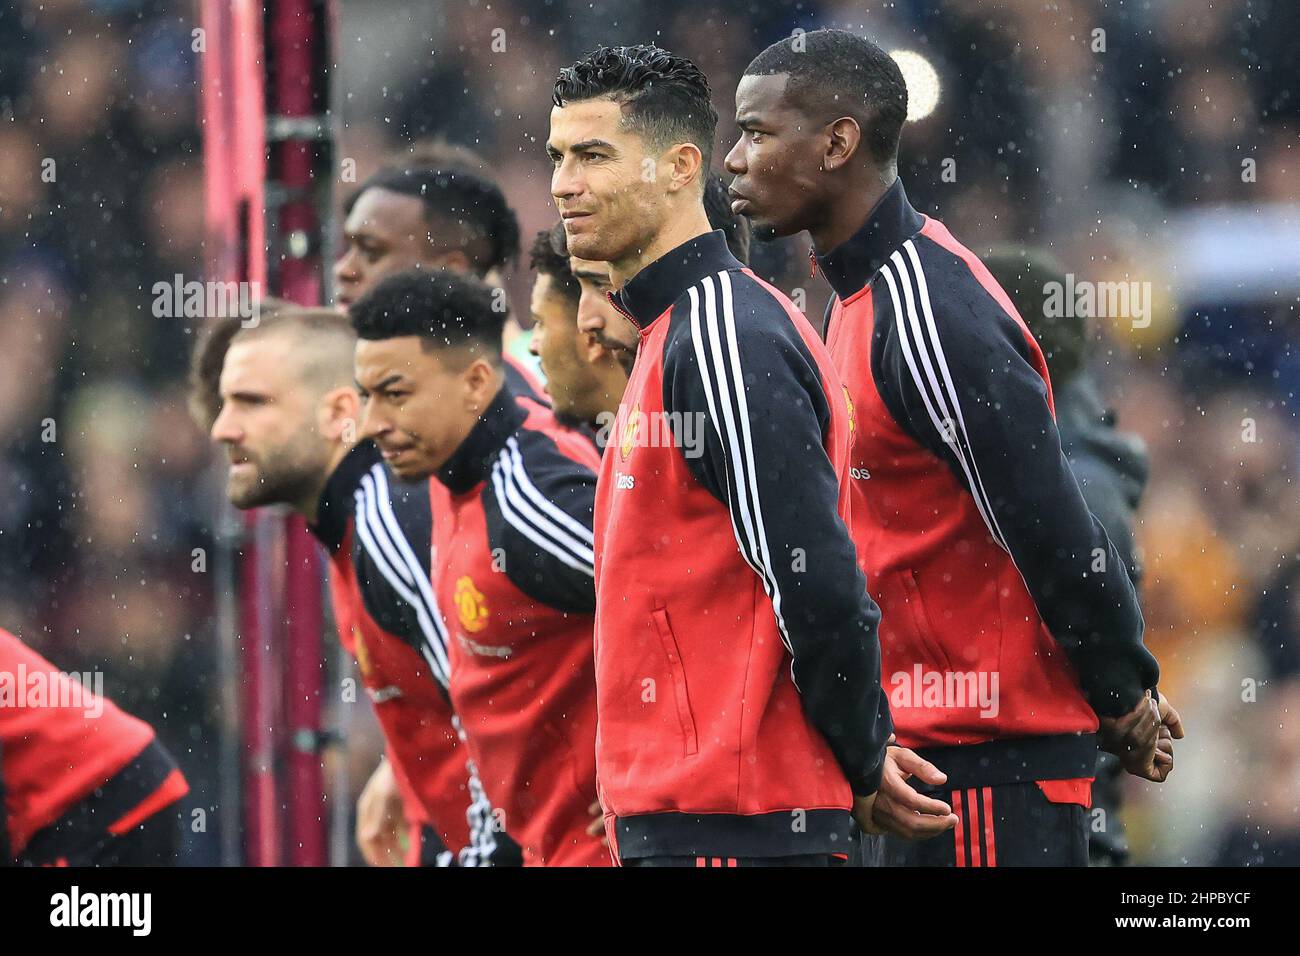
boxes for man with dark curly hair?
[548,45,937,867]
[530,173,753,437]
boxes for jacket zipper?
[606,289,639,326]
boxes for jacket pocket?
[651,603,698,757]
[897,571,956,675]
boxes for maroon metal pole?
[245,512,284,868]
[284,517,327,865]
[264,0,333,866]
[201,0,278,867]
[202,0,332,867]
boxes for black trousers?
[624,854,846,867]
[1088,753,1129,865]
[880,781,1088,867]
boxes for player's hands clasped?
[1099,690,1184,782]
[864,746,959,839]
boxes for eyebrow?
[342,224,383,242]
[548,138,618,156]
[573,269,610,283]
[359,373,407,393]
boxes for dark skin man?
[723,45,1181,843]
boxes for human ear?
[823,117,862,172]
[666,142,705,193]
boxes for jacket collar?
[436,382,526,494]
[814,178,925,300]
[609,229,743,330]
[309,440,382,552]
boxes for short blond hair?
[187,299,355,430]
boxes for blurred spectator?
[1213,678,1300,866]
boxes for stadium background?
[0,0,1295,864]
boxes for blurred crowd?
[0,0,1294,864]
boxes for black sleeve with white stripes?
[663,270,892,797]
[351,462,453,691]
[482,430,597,615]
[350,463,513,866]
[873,240,1158,717]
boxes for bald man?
[192,304,521,866]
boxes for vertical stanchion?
[201,0,333,866]
[200,0,273,867]
[264,0,333,867]
[285,516,327,865]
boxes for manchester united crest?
[619,403,641,460]
[454,575,489,633]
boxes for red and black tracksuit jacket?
[0,627,189,865]
[311,440,519,866]
[812,178,1160,803]
[596,229,892,861]
[428,382,608,866]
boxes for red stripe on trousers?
[967,788,982,867]
[953,789,966,867]
[982,787,997,867]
